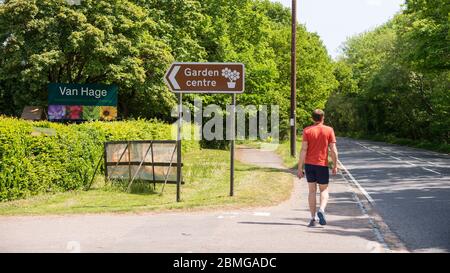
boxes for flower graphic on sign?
[100,106,117,121]
[65,106,83,120]
[222,67,240,89]
[48,105,66,120]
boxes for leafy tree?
[0,0,338,141]
[326,1,449,146]
[399,0,450,71]
[199,0,336,135]
[0,0,174,119]
[136,0,210,62]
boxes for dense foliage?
[326,0,449,149]
[1,0,446,147]
[0,116,199,201]
[0,0,336,137]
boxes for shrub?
[0,117,199,201]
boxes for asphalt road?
[337,137,450,253]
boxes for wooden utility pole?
[290,0,297,157]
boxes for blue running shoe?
[317,209,327,226]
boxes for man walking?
[298,109,338,227]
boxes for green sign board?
[48,83,118,121]
[48,83,118,106]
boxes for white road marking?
[404,161,417,167]
[361,145,442,175]
[351,191,391,253]
[217,213,239,219]
[217,215,237,219]
[375,145,443,167]
[66,241,81,253]
[253,212,271,217]
[338,160,376,205]
[409,156,438,166]
[422,168,441,175]
[358,142,387,156]
[373,146,442,171]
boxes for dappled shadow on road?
[291,217,373,231]
[368,187,450,252]
[291,191,366,217]
[237,188,378,242]
[237,216,375,242]
[324,191,367,217]
[338,137,450,252]
[286,187,380,242]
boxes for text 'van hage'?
[59,87,108,99]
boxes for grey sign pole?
[176,93,182,202]
[230,94,236,197]
[290,0,297,157]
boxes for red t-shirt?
[303,124,336,167]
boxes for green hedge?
[0,117,199,201]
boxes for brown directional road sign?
[164,62,245,94]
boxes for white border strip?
[338,160,376,205]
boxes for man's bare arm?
[329,143,339,175]
[297,141,308,178]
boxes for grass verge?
[274,139,302,169]
[0,148,293,216]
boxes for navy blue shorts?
[305,164,330,185]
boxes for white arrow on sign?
[168,65,181,90]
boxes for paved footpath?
[0,146,386,253]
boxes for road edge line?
[338,160,410,253]
[338,160,376,205]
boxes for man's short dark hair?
[312,109,325,122]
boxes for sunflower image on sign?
[82,106,101,121]
[100,106,117,121]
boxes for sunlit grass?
[275,139,302,169]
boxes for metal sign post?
[230,94,236,197]
[177,93,182,202]
[290,0,297,157]
[164,62,245,200]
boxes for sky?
[273,0,405,58]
